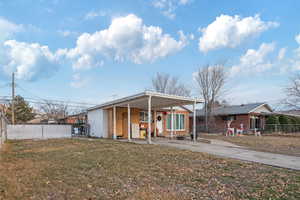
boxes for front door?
[156,112,163,136]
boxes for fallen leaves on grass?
[0,139,299,200]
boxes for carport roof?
[88,91,203,111]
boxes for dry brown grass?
[0,138,299,200]
[201,134,300,157]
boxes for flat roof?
[88,91,203,111]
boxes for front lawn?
[0,139,299,199]
[201,134,300,157]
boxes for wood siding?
[106,107,190,138]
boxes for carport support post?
[171,106,174,139]
[127,104,131,141]
[153,110,157,137]
[113,106,117,140]
[147,96,152,144]
[193,101,196,142]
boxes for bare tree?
[284,74,300,109]
[194,64,227,131]
[39,101,69,122]
[151,72,191,96]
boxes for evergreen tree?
[6,95,35,123]
[266,115,279,124]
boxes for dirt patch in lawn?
[0,139,299,200]
[201,134,300,157]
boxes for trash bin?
[190,133,198,140]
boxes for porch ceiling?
[88,91,203,111]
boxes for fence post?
[0,113,7,148]
[275,124,277,133]
[0,116,2,147]
[42,125,44,139]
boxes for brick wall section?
[230,114,250,130]
[162,110,190,137]
[191,114,251,133]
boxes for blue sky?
[0,0,299,107]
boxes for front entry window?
[139,111,148,122]
[167,114,185,131]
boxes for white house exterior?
[87,91,203,143]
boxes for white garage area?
[88,109,108,138]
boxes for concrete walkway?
[129,139,300,170]
[199,137,241,148]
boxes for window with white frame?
[167,113,185,130]
[139,111,149,122]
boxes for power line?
[0,83,10,88]
[0,97,90,109]
[1,77,99,106]
[13,85,98,106]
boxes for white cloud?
[199,14,279,52]
[57,30,79,37]
[61,14,187,69]
[229,43,275,76]
[278,48,286,60]
[294,34,300,58]
[70,73,88,88]
[272,34,300,73]
[286,34,300,71]
[179,0,190,5]
[152,0,191,19]
[84,10,107,20]
[295,34,300,45]
[0,17,23,41]
[189,33,195,40]
[73,54,104,70]
[2,40,59,81]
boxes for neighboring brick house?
[61,112,87,124]
[192,103,273,133]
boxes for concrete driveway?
[130,138,300,170]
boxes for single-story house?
[87,91,203,143]
[192,103,273,133]
[27,114,57,124]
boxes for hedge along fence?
[265,115,300,133]
[264,124,300,133]
[0,112,8,149]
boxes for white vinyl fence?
[7,124,72,140]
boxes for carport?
[88,91,203,144]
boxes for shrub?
[278,115,290,125]
[266,115,279,124]
[278,115,293,132]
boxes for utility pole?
[11,72,15,125]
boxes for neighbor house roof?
[195,102,272,116]
[88,91,203,111]
[277,110,300,117]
